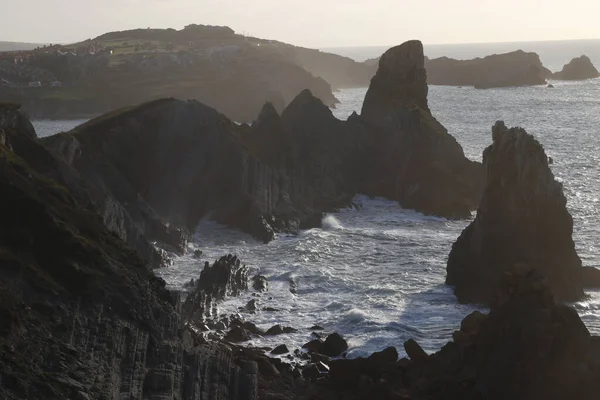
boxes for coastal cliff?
[447,121,585,304]
[0,107,257,399]
[1,104,182,269]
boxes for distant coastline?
[322,38,600,71]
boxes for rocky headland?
[0,24,374,122]
[425,50,551,88]
[447,121,587,304]
[552,55,600,80]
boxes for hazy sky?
[2,0,600,47]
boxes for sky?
[2,0,600,47]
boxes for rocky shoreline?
[1,38,600,400]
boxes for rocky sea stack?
[552,55,600,80]
[360,40,483,218]
[447,121,585,304]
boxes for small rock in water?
[193,249,203,259]
[322,332,348,357]
[245,299,258,313]
[265,324,297,336]
[252,274,269,292]
[309,325,324,331]
[289,277,297,294]
[271,344,290,355]
[263,307,279,312]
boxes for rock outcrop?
[1,104,181,269]
[43,98,353,244]
[447,121,584,304]
[425,50,551,88]
[242,268,600,400]
[0,110,258,400]
[360,40,483,218]
[552,55,600,80]
[405,266,600,400]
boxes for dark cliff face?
[0,106,257,400]
[359,41,483,218]
[44,98,355,245]
[1,104,179,269]
[447,121,584,304]
[552,55,600,80]
[424,50,550,88]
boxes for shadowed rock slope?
[552,55,600,80]
[361,40,483,218]
[0,106,258,400]
[447,121,585,304]
[1,104,185,269]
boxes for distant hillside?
[1,24,372,122]
[0,41,47,52]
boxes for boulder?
[322,332,349,357]
[251,274,269,292]
[265,325,297,336]
[447,121,584,304]
[225,327,251,343]
[404,339,429,363]
[302,339,324,353]
[271,344,290,355]
[360,40,483,218]
[552,55,600,80]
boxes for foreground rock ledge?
[447,121,585,304]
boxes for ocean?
[33,41,600,358]
[323,38,600,72]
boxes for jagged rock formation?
[360,40,483,218]
[425,50,551,88]
[183,255,249,323]
[0,110,257,400]
[38,40,483,247]
[552,55,600,80]
[44,98,353,244]
[1,104,182,269]
[447,121,584,304]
